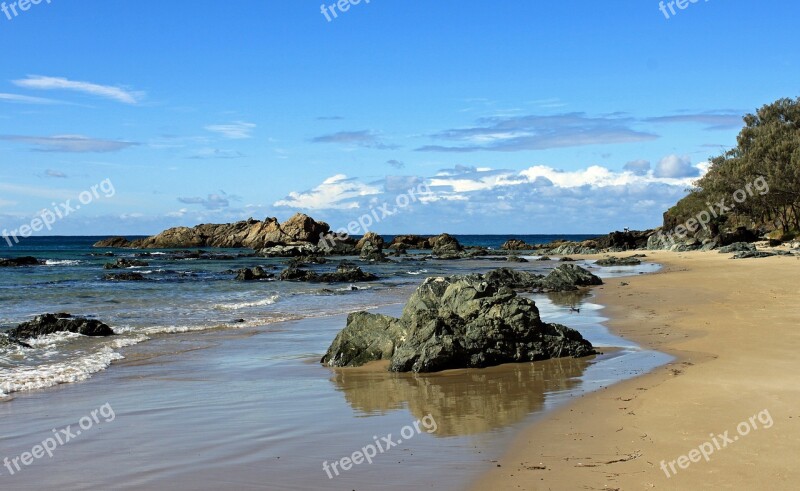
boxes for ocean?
[0,235,671,490]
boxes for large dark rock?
[103,258,149,269]
[8,313,114,339]
[0,334,31,349]
[235,266,274,281]
[596,256,642,266]
[0,256,41,267]
[103,272,146,281]
[719,242,757,254]
[358,233,390,262]
[96,213,332,250]
[536,264,603,291]
[731,251,775,259]
[388,235,431,250]
[501,239,534,250]
[92,237,132,248]
[593,230,653,250]
[279,261,378,283]
[431,233,464,259]
[322,274,596,373]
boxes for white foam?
[406,269,429,275]
[45,259,81,266]
[212,295,280,311]
[0,346,124,396]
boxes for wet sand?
[474,250,800,490]
[0,275,666,490]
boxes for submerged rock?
[507,255,529,263]
[595,256,642,266]
[103,258,149,269]
[279,261,378,283]
[103,272,146,281]
[322,274,596,373]
[235,266,274,281]
[8,313,114,339]
[0,257,41,267]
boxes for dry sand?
[473,250,800,490]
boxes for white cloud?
[0,135,138,153]
[654,154,701,178]
[205,121,256,139]
[0,93,62,105]
[274,174,382,210]
[13,76,143,104]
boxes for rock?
[507,255,528,263]
[0,333,32,349]
[288,255,327,267]
[103,258,149,269]
[92,237,132,248]
[501,239,533,250]
[431,233,463,259]
[279,267,319,282]
[356,232,385,251]
[103,272,146,281]
[388,235,431,250]
[559,257,575,262]
[593,230,653,250]
[700,240,719,251]
[719,242,756,254]
[483,268,543,290]
[596,256,642,266]
[0,256,41,267]
[8,313,114,339]
[235,266,274,281]
[536,264,603,292]
[259,244,324,257]
[358,234,390,262]
[536,256,551,261]
[105,213,332,250]
[732,251,775,259]
[719,227,759,246]
[279,261,378,283]
[322,274,596,373]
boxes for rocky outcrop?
[501,239,534,250]
[719,242,756,254]
[279,261,378,283]
[258,244,324,257]
[103,272,146,281]
[93,237,132,248]
[593,230,654,251]
[431,233,464,259]
[8,313,114,339]
[596,256,642,266]
[482,265,603,292]
[235,266,274,281]
[388,235,431,250]
[94,213,332,250]
[0,257,41,267]
[322,273,596,373]
[103,258,149,269]
[732,251,775,259]
[357,232,390,262]
[507,255,528,263]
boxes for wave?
[44,259,81,266]
[212,295,280,311]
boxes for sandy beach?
[474,250,799,490]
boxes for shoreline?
[472,250,798,490]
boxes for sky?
[0,0,798,236]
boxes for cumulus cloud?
[624,159,651,175]
[416,113,658,152]
[0,134,138,153]
[273,163,706,233]
[654,154,701,178]
[273,174,382,210]
[205,121,256,139]
[13,75,143,104]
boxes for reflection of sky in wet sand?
[330,356,592,436]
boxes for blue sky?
[0,0,798,236]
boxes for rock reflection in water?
[329,356,594,436]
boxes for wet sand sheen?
[0,283,668,490]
